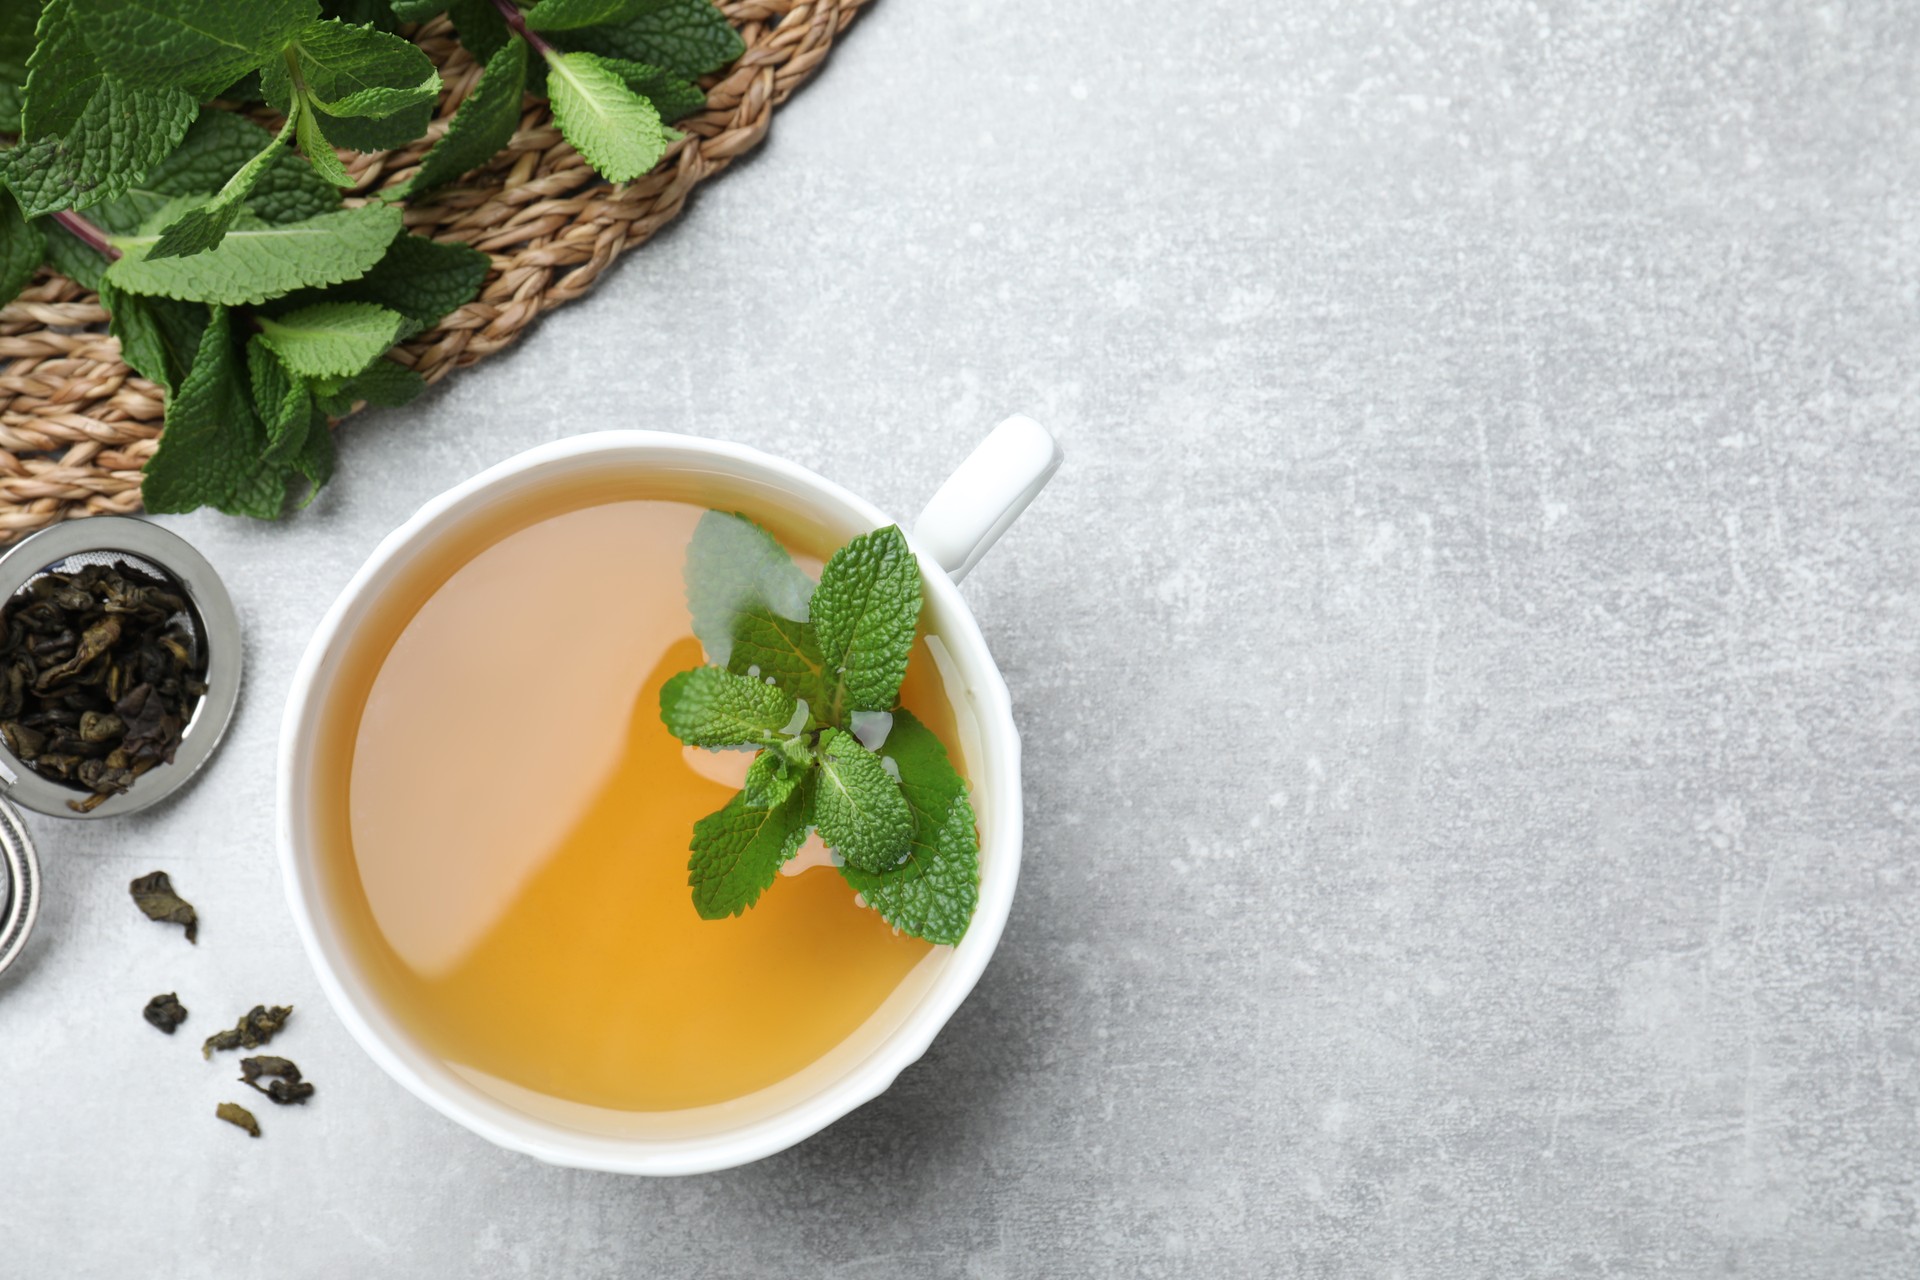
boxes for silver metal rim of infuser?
[0,517,243,820]
[0,800,38,982]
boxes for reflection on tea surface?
[336,501,959,1111]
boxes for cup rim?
[276,430,1022,1174]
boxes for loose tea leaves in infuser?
[129,870,198,943]
[202,1005,293,1060]
[0,561,209,812]
[239,1056,315,1106]
[143,992,189,1034]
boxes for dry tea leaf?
[202,1004,293,1059]
[215,1101,260,1137]
[142,992,188,1034]
[0,561,208,811]
[129,870,198,943]
[239,1056,315,1106]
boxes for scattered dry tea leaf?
[215,1101,260,1137]
[129,870,198,943]
[142,992,188,1034]
[239,1055,315,1106]
[202,1004,292,1059]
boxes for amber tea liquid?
[314,495,960,1111]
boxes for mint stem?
[488,0,555,57]
[52,210,120,261]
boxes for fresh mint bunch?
[658,513,982,945]
[0,0,741,516]
[389,0,737,192]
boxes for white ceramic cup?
[278,417,1062,1174]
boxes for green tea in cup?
[309,484,974,1111]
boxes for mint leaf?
[681,510,836,716]
[73,0,315,97]
[146,207,240,262]
[99,279,207,394]
[35,172,185,288]
[247,335,313,453]
[246,334,336,502]
[293,412,336,493]
[107,202,402,305]
[812,727,912,874]
[258,300,404,376]
[39,106,337,257]
[318,357,423,412]
[142,307,286,517]
[683,510,815,666]
[659,666,800,748]
[523,0,666,32]
[262,19,440,158]
[5,0,196,217]
[837,710,979,945]
[51,186,169,238]
[276,19,438,118]
[445,0,509,63]
[740,749,808,809]
[0,1,42,135]
[687,782,810,919]
[842,789,978,945]
[146,115,297,259]
[404,37,526,197]
[131,193,204,234]
[40,214,105,289]
[309,92,435,151]
[0,190,44,307]
[305,376,349,416]
[68,191,176,239]
[251,339,333,499]
[571,0,742,78]
[774,733,813,771]
[387,0,443,19]
[595,56,703,122]
[664,517,980,939]
[145,110,339,223]
[275,231,488,331]
[140,111,277,195]
[291,96,354,186]
[544,50,668,184]
[320,0,399,26]
[811,524,922,717]
[244,147,343,223]
[217,68,264,100]
[726,610,832,717]
[288,19,439,117]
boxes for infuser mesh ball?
[0,518,242,820]
[0,517,241,983]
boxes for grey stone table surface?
[4,0,1917,1275]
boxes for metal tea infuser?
[0,517,242,981]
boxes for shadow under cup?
[278,439,1021,1173]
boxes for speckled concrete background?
[4,1,1918,1275]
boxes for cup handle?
[911,415,1063,584]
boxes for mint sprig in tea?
[316,493,977,1111]
[661,513,979,944]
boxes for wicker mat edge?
[0,0,871,540]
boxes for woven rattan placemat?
[0,0,869,540]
